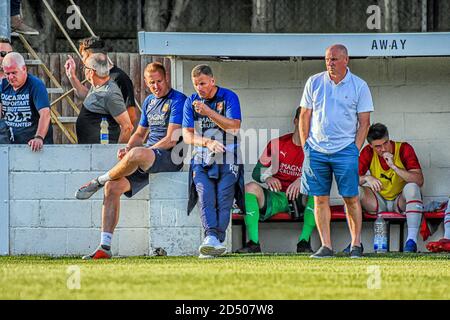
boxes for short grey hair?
[86,53,110,77]
[2,52,25,68]
[191,64,213,78]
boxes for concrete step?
[47,88,65,94]
[24,59,42,66]
[11,32,40,37]
[56,116,77,123]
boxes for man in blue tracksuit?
[183,64,244,259]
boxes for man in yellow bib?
[358,123,424,252]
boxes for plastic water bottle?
[373,214,388,253]
[100,117,109,144]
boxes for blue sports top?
[0,74,51,142]
[139,88,187,147]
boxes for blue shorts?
[300,142,359,197]
[124,148,183,198]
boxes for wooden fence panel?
[129,53,141,107]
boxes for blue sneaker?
[404,239,417,253]
[199,236,226,256]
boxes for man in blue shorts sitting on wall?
[75,62,187,259]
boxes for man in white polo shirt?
[299,44,374,258]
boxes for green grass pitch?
[0,253,449,300]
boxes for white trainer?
[199,236,226,256]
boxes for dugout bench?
[232,206,445,252]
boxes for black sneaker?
[350,245,363,258]
[296,239,313,253]
[343,242,364,254]
[235,241,261,253]
[310,246,334,258]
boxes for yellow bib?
[369,141,406,200]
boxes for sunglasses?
[82,65,95,72]
[0,51,12,57]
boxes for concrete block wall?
[2,145,231,256]
[175,57,450,251]
[148,172,232,256]
[6,145,150,256]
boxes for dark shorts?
[124,148,183,198]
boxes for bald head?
[326,44,348,57]
[325,44,349,83]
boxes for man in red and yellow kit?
[358,123,424,252]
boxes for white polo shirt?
[300,68,374,154]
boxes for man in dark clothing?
[64,37,138,128]
[1,52,52,150]
[74,53,133,144]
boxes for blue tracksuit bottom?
[192,163,239,242]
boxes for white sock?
[100,232,113,247]
[406,212,421,242]
[444,204,450,239]
[402,184,423,244]
[97,172,111,185]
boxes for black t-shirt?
[76,80,126,144]
[109,66,135,109]
[76,105,120,144]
